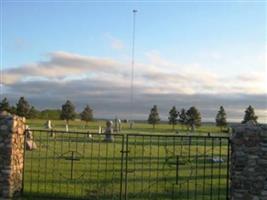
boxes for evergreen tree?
[178,108,187,129]
[168,106,179,130]
[28,106,40,119]
[242,105,258,124]
[80,105,93,127]
[148,105,160,129]
[60,100,76,125]
[0,97,10,112]
[216,106,227,131]
[186,106,201,131]
[16,97,31,117]
[10,106,17,115]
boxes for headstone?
[65,124,69,132]
[103,120,114,142]
[44,120,52,129]
[98,126,102,134]
[87,132,93,139]
[209,157,224,163]
[129,121,134,129]
[118,119,122,131]
[25,126,37,151]
[114,117,121,132]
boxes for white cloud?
[2,51,266,96]
[2,50,267,122]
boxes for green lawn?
[22,120,230,200]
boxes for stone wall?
[231,121,267,200]
[0,112,25,199]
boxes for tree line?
[148,104,258,131]
[0,97,93,125]
[0,97,259,130]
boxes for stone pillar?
[231,121,267,200]
[0,112,26,199]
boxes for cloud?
[2,51,267,122]
[2,51,124,84]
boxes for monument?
[25,125,37,150]
[114,117,122,132]
[44,120,52,129]
[103,120,114,142]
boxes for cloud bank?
[2,51,267,122]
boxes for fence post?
[0,111,26,199]
[230,121,267,200]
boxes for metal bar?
[124,135,129,200]
[218,138,222,199]
[202,137,207,200]
[119,135,125,200]
[70,151,74,180]
[226,138,231,200]
[123,133,230,139]
[104,138,109,197]
[210,138,214,200]
[194,138,198,200]
[133,135,137,194]
[187,137,191,200]
[52,130,56,197]
[176,155,179,185]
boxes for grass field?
[22,120,230,200]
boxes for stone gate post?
[0,112,26,199]
[231,121,267,200]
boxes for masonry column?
[231,121,267,200]
[0,112,26,199]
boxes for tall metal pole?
[130,9,137,129]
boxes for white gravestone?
[103,120,114,142]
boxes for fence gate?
[124,134,230,200]
[22,130,230,200]
[23,130,125,199]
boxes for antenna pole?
[130,9,137,129]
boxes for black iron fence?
[22,130,230,200]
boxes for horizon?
[1,1,266,123]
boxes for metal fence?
[22,130,230,200]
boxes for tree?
[10,106,17,115]
[216,106,227,131]
[16,97,31,117]
[80,105,93,127]
[60,100,76,125]
[178,108,187,129]
[28,106,40,119]
[39,109,61,120]
[168,106,179,130]
[0,97,10,112]
[186,106,201,131]
[242,105,258,124]
[148,105,160,129]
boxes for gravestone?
[65,124,69,132]
[118,119,122,132]
[103,120,114,142]
[44,120,52,129]
[114,117,121,132]
[25,126,37,151]
[98,126,102,134]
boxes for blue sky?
[1,1,266,122]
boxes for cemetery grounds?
[22,119,230,200]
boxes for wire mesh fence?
[22,130,230,200]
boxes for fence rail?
[22,130,230,200]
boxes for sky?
[0,0,266,122]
